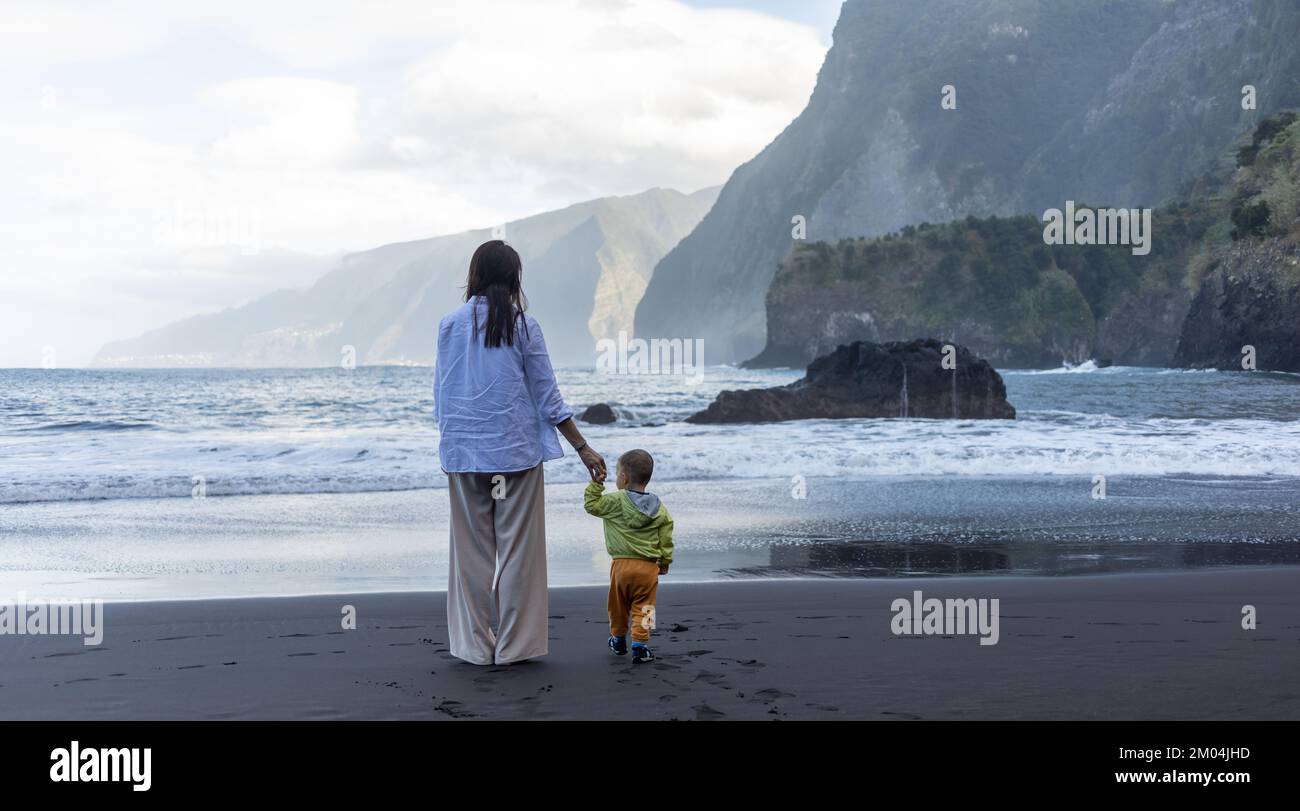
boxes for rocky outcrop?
[578,403,618,424]
[1170,111,1300,373]
[741,212,1205,370]
[1093,278,1193,368]
[1172,240,1300,372]
[687,339,1014,424]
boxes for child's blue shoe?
[608,634,627,655]
[631,642,655,663]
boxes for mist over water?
[0,364,1296,506]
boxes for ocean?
[1,364,1298,599]
[3,363,1299,502]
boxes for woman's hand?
[578,445,606,482]
[556,417,605,481]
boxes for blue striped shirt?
[434,296,574,473]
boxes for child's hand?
[658,564,669,575]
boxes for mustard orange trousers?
[608,558,659,643]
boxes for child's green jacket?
[583,480,674,566]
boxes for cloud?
[204,78,364,168]
[0,1,178,68]
[395,0,823,195]
[0,0,827,365]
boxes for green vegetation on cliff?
[759,205,1215,367]
[1174,113,1300,371]
[753,112,1300,369]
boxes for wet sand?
[3,474,1299,601]
[3,567,1298,720]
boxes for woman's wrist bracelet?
[574,441,588,452]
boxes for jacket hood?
[621,489,664,527]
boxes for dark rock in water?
[686,339,1014,424]
[579,403,618,424]
[1171,239,1300,373]
[1094,358,1114,369]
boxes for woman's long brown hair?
[464,239,529,348]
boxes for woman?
[434,239,606,666]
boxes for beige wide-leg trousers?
[446,463,548,665]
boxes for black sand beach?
[4,567,1298,721]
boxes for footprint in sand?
[434,700,478,718]
[753,687,795,701]
[693,671,732,689]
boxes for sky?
[0,0,840,367]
